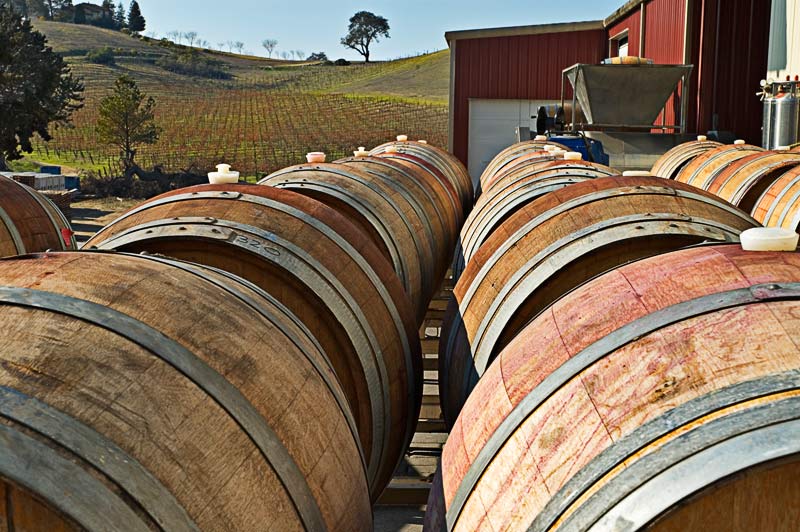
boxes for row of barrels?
[0,140,472,531]
[651,138,800,230]
[428,140,800,530]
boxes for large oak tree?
[341,11,389,63]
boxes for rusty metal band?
[263,171,427,303]
[0,420,151,531]
[0,206,26,255]
[344,158,454,246]
[537,372,800,531]
[0,286,327,532]
[115,251,366,474]
[0,385,199,531]
[92,215,401,489]
[17,183,71,250]
[445,282,800,530]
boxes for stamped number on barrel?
[230,233,280,257]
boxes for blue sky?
[87,1,623,60]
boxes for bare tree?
[225,40,234,52]
[280,50,289,60]
[217,42,225,51]
[234,41,245,54]
[184,31,197,47]
[295,50,304,61]
[261,38,277,58]
[199,39,209,49]
[167,30,179,43]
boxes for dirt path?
[71,197,140,245]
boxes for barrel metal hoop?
[0,206,26,255]
[445,282,800,530]
[445,214,741,406]
[682,147,758,187]
[719,157,800,206]
[0,286,327,532]
[262,178,413,295]
[373,151,461,205]
[17,182,71,250]
[0,421,152,531]
[772,178,800,229]
[90,189,417,473]
[114,251,366,474]
[93,219,394,488]
[536,372,800,531]
[0,385,199,531]
[587,417,800,531]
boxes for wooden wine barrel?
[703,151,800,212]
[675,143,765,189]
[260,162,435,323]
[650,139,723,179]
[0,251,371,531]
[428,245,800,532]
[478,140,571,191]
[335,156,459,280]
[439,176,758,425]
[0,175,75,256]
[751,166,800,229]
[84,184,421,500]
[479,151,556,192]
[369,141,473,214]
[453,160,619,281]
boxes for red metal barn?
[447,0,772,179]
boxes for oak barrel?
[260,162,437,323]
[751,166,800,229]
[0,251,371,531]
[650,139,723,179]
[84,184,421,500]
[439,176,758,425]
[428,245,800,532]
[453,160,619,281]
[478,140,571,192]
[674,143,765,189]
[0,175,75,256]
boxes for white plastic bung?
[306,152,326,163]
[740,227,799,252]
[354,148,369,157]
[776,146,791,151]
[622,170,652,177]
[697,135,708,142]
[396,135,409,142]
[734,139,746,145]
[418,140,428,144]
[534,135,548,141]
[564,152,582,161]
[208,163,239,184]
[543,145,556,152]
[386,146,398,153]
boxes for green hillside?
[20,21,451,177]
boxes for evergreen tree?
[97,75,159,169]
[113,1,124,29]
[0,5,83,168]
[72,3,84,23]
[126,0,143,32]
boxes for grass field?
[22,21,450,177]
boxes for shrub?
[333,58,351,66]
[85,47,116,65]
[155,50,231,79]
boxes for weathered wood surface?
[440,176,758,426]
[751,166,800,230]
[85,184,421,501]
[675,144,765,189]
[477,140,571,192]
[0,175,75,257]
[650,140,723,179]
[703,152,800,212]
[454,160,619,281]
[0,252,371,531]
[429,245,800,531]
[369,141,473,213]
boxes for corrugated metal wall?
[452,30,606,165]
[692,0,771,142]
[767,0,800,79]
[608,10,641,55]
[644,0,687,129]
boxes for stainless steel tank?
[762,80,800,149]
